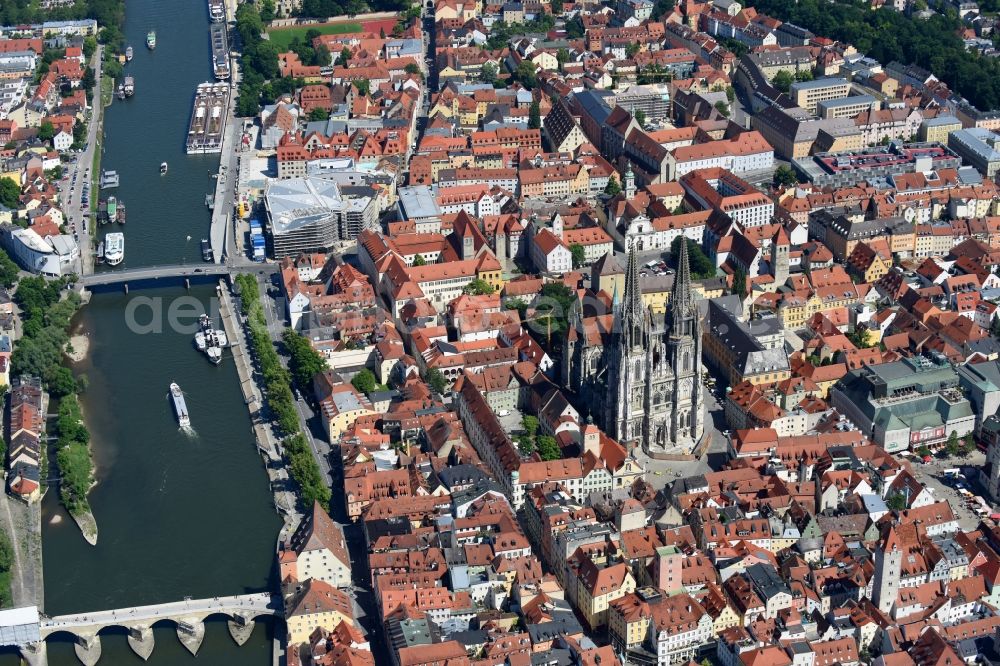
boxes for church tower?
[872,525,902,615]
[770,226,790,286]
[662,239,703,451]
[624,164,636,199]
[607,249,650,444]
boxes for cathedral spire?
[618,247,645,346]
[668,239,695,334]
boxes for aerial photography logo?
[124,295,224,335]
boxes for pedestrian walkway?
[217,279,300,521]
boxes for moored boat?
[160,162,168,175]
[209,0,225,22]
[146,30,156,50]
[194,313,227,365]
[125,46,133,61]
[104,232,124,266]
[123,76,134,97]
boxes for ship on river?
[104,232,124,266]
[211,24,230,80]
[186,82,229,154]
[209,0,225,21]
[170,382,190,428]
[125,45,133,61]
[194,314,228,365]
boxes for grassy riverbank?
[0,528,13,607]
[54,395,97,544]
[234,274,330,511]
[10,279,96,542]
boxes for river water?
[6,0,283,663]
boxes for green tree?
[551,0,564,13]
[714,101,730,117]
[556,48,570,66]
[504,297,528,318]
[514,61,538,89]
[726,85,735,103]
[732,267,747,298]
[353,78,371,97]
[794,69,813,83]
[314,45,332,66]
[404,62,422,78]
[916,445,932,459]
[351,368,378,395]
[37,121,55,143]
[947,431,961,457]
[522,415,539,440]
[537,435,561,461]
[886,493,907,511]
[83,36,97,59]
[480,62,498,86]
[259,0,277,21]
[669,237,715,279]
[413,253,426,266]
[773,165,798,188]
[283,434,331,510]
[45,365,77,397]
[425,368,448,395]
[308,107,330,121]
[0,249,18,287]
[565,16,585,38]
[651,0,675,18]
[772,69,793,93]
[283,329,328,388]
[339,47,351,65]
[570,244,586,269]
[528,100,541,129]
[605,174,622,197]
[517,435,535,456]
[530,282,577,338]
[634,109,646,128]
[462,278,495,295]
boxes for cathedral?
[564,241,704,456]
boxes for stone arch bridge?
[11,593,282,665]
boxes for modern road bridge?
[78,263,277,289]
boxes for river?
[7,0,282,663]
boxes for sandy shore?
[66,333,90,363]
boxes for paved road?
[255,274,334,483]
[59,45,104,276]
[40,593,279,634]
[79,261,275,286]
